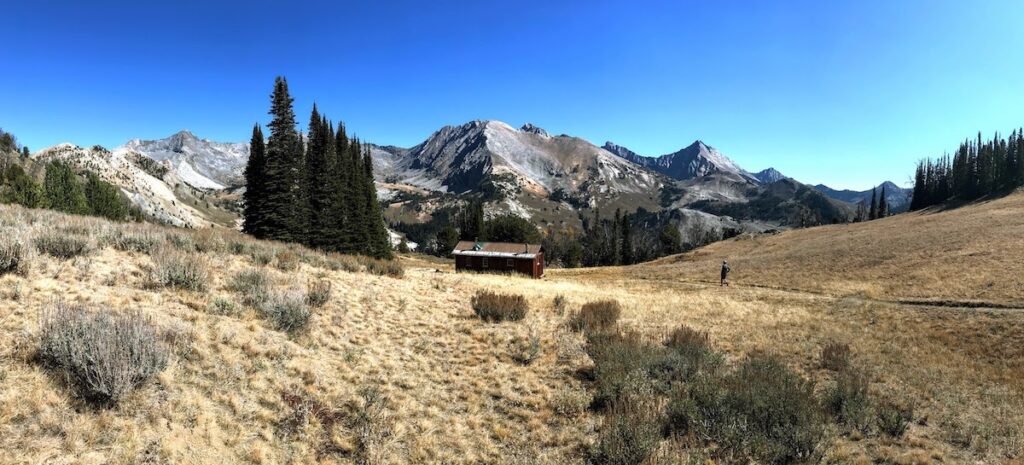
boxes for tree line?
[911,129,1024,210]
[1,130,136,221]
[242,77,392,259]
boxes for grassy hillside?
[0,194,1022,464]
[619,190,1024,305]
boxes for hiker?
[720,260,731,286]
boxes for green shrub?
[552,387,592,418]
[112,230,161,254]
[37,302,168,406]
[668,354,825,464]
[825,366,873,433]
[820,341,851,372]
[585,330,675,407]
[207,296,238,316]
[165,233,196,252]
[150,249,208,292]
[34,233,92,259]
[591,396,664,465]
[876,400,913,438]
[552,294,568,315]
[229,268,271,308]
[306,279,332,308]
[261,288,311,335]
[0,234,31,276]
[569,300,621,333]
[471,290,528,322]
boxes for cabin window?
[482,258,489,268]
[507,259,514,268]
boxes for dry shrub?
[0,233,31,276]
[192,228,225,253]
[249,246,274,266]
[584,330,680,408]
[665,325,710,358]
[569,300,621,333]
[591,396,664,465]
[877,399,914,438]
[552,387,592,418]
[511,330,541,365]
[207,296,238,316]
[825,366,873,433]
[552,294,568,315]
[150,248,209,292]
[324,253,360,272]
[668,354,825,464]
[471,290,528,322]
[165,233,196,252]
[229,268,271,308]
[37,302,168,406]
[34,233,92,259]
[820,341,852,372]
[111,229,161,254]
[306,279,332,308]
[274,250,300,271]
[363,257,404,278]
[261,287,311,335]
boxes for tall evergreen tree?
[261,77,304,243]
[878,185,888,218]
[868,187,878,220]
[84,172,129,221]
[303,105,338,249]
[620,212,634,265]
[242,124,267,237]
[362,144,393,258]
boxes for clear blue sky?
[2,0,1023,190]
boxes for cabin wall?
[454,254,542,278]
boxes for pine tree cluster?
[911,130,1024,210]
[242,77,392,259]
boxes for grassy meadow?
[1,193,1023,464]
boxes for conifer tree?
[868,187,878,220]
[43,161,88,215]
[84,172,129,221]
[261,77,304,243]
[620,212,634,265]
[303,105,338,249]
[242,124,267,237]
[878,185,888,218]
[363,145,393,258]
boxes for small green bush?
[511,330,541,365]
[150,249,209,292]
[820,341,851,372]
[37,302,168,406]
[552,294,568,315]
[249,246,274,266]
[591,396,664,465]
[229,268,271,308]
[668,354,825,464]
[34,233,92,259]
[207,296,238,316]
[261,288,311,335]
[585,330,674,407]
[306,279,332,308]
[569,300,621,333]
[876,400,913,438]
[825,366,873,433]
[471,291,528,322]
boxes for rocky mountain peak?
[520,123,549,137]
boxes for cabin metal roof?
[452,241,543,259]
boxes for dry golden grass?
[597,190,1024,306]
[0,193,1022,464]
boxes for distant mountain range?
[29,121,909,243]
[813,181,913,213]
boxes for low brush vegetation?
[34,233,92,259]
[36,302,168,406]
[0,192,1021,464]
[471,290,528,322]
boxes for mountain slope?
[119,130,249,190]
[753,167,787,184]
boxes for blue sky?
[2,0,1022,190]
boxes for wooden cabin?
[452,241,545,278]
